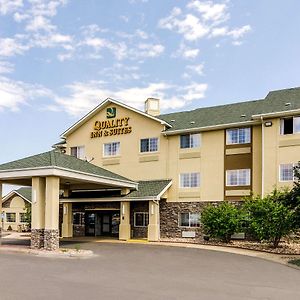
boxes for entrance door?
[101,214,111,236]
[85,213,96,236]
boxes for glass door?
[85,213,96,236]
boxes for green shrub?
[201,202,241,243]
[243,192,295,248]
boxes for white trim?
[139,137,159,154]
[0,166,137,189]
[103,141,121,158]
[252,108,300,119]
[226,169,251,187]
[2,190,31,204]
[178,212,201,228]
[134,212,149,227]
[279,163,295,182]
[164,120,257,136]
[157,181,173,199]
[61,98,171,138]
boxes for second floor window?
[281,116,300,135]
[180,134,200,149]
[140,137,158,153]
[279,164,294,181]
[103,142,120,157]
[226,169,250,186]
[226,128,251,145]
[180,173,200,188]
[71,146,85,159]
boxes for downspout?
[261,116,265,197]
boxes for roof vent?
[241,114,246,118]
[190,121,195,124]
[285,102,291,106]
[171,119,175,122]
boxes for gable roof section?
[61,98,172,138]
[158,87,300,134]
[0,151,136,186]
[2,187,32,204]
[124,179,172,200]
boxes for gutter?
[252,108,300,119]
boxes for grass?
[289,259,300,267]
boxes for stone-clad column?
[148,200,160,241]
[119,201,131,240]
[44,176,60,251]
[62,203,73,238]
[31,177,46,249]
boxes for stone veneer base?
[44,229,59,251]
[31,229,45,249]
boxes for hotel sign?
[90,107,132,139]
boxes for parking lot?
[0,239,300,300]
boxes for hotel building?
[0,87,300,250]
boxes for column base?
[31,229,45,249]
[44,229,59,251]
[148,224,160,242]
[119,224,131,240]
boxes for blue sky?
[1,0,300,193]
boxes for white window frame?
[279,163,296,182]
[70,146,85,159]
[6,212,16,223]
[179,173,200,188]
[103,141,120,157]
[180,133,201,149]
[19,213,27,223]
[178,212,200,228]
[134,212,149,227]
[140,137,159,153]
[280,116,300,135]
[226,169,251,186]
[226,128,251,145]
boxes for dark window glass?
[140,139,149,152]
[134,212,149,227]
[283,118,293,135]
[180,135,190,148]
[180,213,190,226]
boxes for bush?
[243,192,295,248]
[201,202,241,243]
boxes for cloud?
[0,37,30,57]
[159,1,251,44]
[53,80,208,117]
[173,43,200,59]
[137,43,164,57]
[0,76,53,111]
[186,63,204,75]
[0,0,23,15]
[0,61,14,74]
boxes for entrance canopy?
[0,150,137,190]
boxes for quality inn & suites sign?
[90,107,132,139]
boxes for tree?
[201,202,241,243]
[243,191,295,248]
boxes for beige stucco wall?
[263,118,300,194]
[66,103,168,181]
[252,125,262,196]
[2,195,27,231]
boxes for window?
[281,116,300,135]
[140,138,158,153]
[20,213,27,223]
[103,142,120,157]
[179,213,200,227]
[180,173,200,188]
[226,169,251,186]
[134,212,149,227]
[73,212,85,225]
[226,128,251,145]
[6,213,16,223]
[71,146,85,159]
[180,134,200,149]
[280,164,294,181]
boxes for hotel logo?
[107,107,116,119]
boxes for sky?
[1,0,300,194]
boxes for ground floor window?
[6,213,16,223]
[19,213,27,223]
[73,212,85,225]
[134,212,149,227]
[179,212,200,227]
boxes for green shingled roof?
[159,87,300,132]
[0,151,134,183]
[125,179,172,198]
[16,187,32,203]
